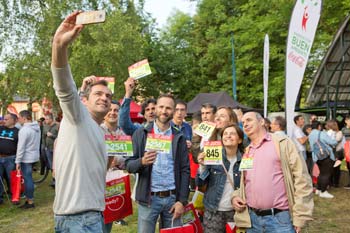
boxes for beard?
[156,113,173,124]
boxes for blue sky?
[144,0,197,28]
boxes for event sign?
[203,141,223,165]
[96,77,115,94]
[263,34,269,118]
[285,0,322,136]
[128,59,152,79]
[193,121,216,140]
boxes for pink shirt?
[245,133,289,210]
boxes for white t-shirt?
[291,126,306,152]
[218,157,237,211]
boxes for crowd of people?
[1,11,350,233]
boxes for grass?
[1,171,350,233]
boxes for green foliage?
[1,0,350,113]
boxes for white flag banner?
[286,0,322,136]
[263,34,269,118]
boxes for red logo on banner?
[302,6,309,31]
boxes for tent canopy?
[187,91,261,114]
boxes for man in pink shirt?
[232,112,313,233]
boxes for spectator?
[326,120,345,187]
[15,110,41,209]
[270,116,286,136]
[232,112,313,232]
[303,124,314,175]
[189,111,201,190]
[291,115,308,160]
[0,113,19,204]
[119,78,156,136]
[171,99,193,191]
[264,117,271,132]
[342,115,350,189]
[201,103,216,122]
[42,113,59,187]
[308,121,337,198]
[125,94,190,232]
[51,11,112,232]
[197,124,243,233]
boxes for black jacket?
[125,122,190,206]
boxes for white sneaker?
[315,189,321,195]
[333,160,342,167]
[319,191,334,198]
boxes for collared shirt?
[150,123,175,192]
[245,133,289,210]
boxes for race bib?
[145,134,172,153]
[128,59,152,80]
[203,141,223,165]
[239,153,254,170]
[194,121,216,140]
[105,135,133,157]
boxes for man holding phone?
[125,94,190,233]
[51,11,112,233]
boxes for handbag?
[344,141,350,162]
[160,223,194,233]
[182,203,204,233]
[11,170,24,202]
[313,132,331,160]
[103,170,133,224]
[233,184,251,228]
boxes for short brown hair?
[157,94,175,107]
[82,80,110,100]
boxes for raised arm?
[51,11,85,124]
[119,78,140,136]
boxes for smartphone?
[76,10,106,25]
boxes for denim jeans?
[45,148,53,170]
[55,211,104,233]
[138,194,182,233]
[247,209,295,233]
[20,163,34,200]
[0,155,16,200]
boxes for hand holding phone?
[76,10,106,25]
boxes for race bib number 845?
[203,141,223,165]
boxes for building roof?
[306,16,350,107]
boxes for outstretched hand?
[53,11,84,48]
